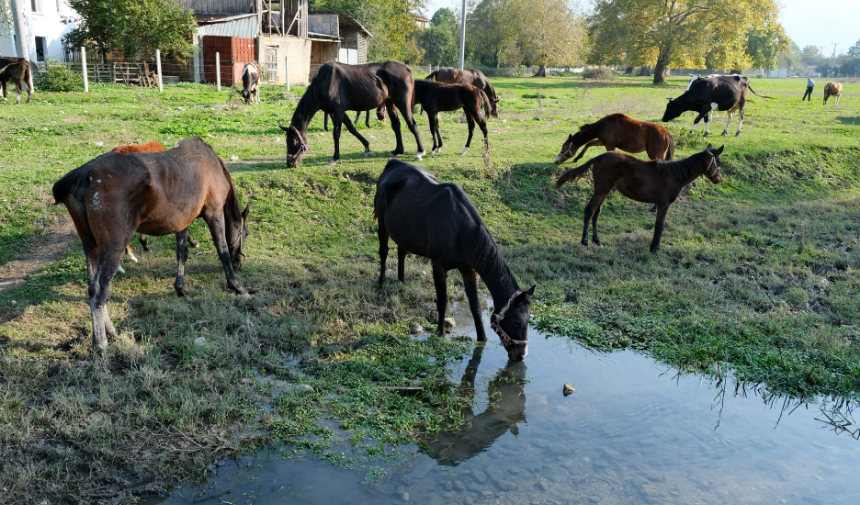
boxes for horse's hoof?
[364,151,373,158]
[460,147,470,156]
[117,265,126,274]
[176,289,188,298]
[327,159,337,166]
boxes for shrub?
[36,58,85,92]
[582,66,617,80]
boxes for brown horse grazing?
[53,136,250,350]
[555,113,674,164]
[0,60,32,104]
[413,80,490,155]
[281,61,425,167]
[110,142,199,267]
[824,83,843,105]
[375,159,535,362]
[554,144,724,253]
[426,67,500,117]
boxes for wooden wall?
[173,0,256,14]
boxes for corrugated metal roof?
[197,14,259,38]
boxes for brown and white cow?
[0,60,33,104]
[824,83,843,106]
[241,62,262,105]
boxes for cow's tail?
[666,135,675,161]
[554,157,600,189]
[480,89,491,118]
[748,86,773,99]
[425,70,438,81]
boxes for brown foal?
[554,145,724,253]
[554,113,674,165]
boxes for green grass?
[1,75,859,503]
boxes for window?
[31,0,42,14]
[35,37,46,62]
[57,0,62,13]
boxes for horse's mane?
[471,225,518,292]
[655,152,707,181]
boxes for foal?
[554,113,674,164]
[413,80,490,155]
[554,145,724,253]
[375,159,535,362]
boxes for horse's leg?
[391,93,425,160]
[89,244,122,350]
[427,112,439,153]
[205,213,247,295]
[459,267,487,341]
[385,101,405,157]
[188,234,199,248]
[324,112,329,132]
[572,139,603,162]
[365,110,371,128]
[173,228,190,297]
[461,114,475,155]
[139,234,151,252]
[650,203,671,253]
[377,222,389,285]
[591,196,608,246]
[433,113,443,153]
[581,195,598,246]
[329,111,344,165]
[125,244,138,263]
[397,247,407,282]
[476,111,489,153]
[432,260,449,335]
[341,113,372,157]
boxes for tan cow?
[824,83,843,105]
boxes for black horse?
[413,80,490,155]
[374,159,535,361]
[324,107,386,131]
[280,61,425,167]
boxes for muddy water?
[152,305,860,505]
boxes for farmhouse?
[0,0,76,68]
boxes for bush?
[581,66,616,80]
[37,58,85,92]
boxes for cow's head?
[241,88,252,104]
[662,97,685,122]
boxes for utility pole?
[10,0,29,61]
[832,43,837,59]
[459,0,466,70]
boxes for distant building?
[0,0,76,66]
[412,13,431,29]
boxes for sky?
[420,0,860,56]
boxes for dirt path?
[0,218,78,295]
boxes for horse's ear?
[279,125,290,132]
[242,204,250,220]
[714,145,725,155]
[667,97,674,101]
[526,285,536,297]
[706,143,713,150]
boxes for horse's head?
[490,97,500,118]
[492,286,535,363]
[703,144,725,184]
[555,133,579,164]
[280,125,308,168]
[662,97,685,122]
[227,204,250,270]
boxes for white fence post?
[81,46,89,92]
[284,57,289,92]
[156,49,164,92]
[216,52,221,92]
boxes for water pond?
[150,306,860,505]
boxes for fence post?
[156,49,164,92]
[81,46,89,92]
[216,52,221,92]
[284,57,289,92]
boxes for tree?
[587,0,784,85]
[849,39,860,57]
[0,0,12,36]
[744,21,790,70]
[417,22,458,66]
[522,0,587,76]
[800,45,821,65]
[467,0,526,68]
[310,0,424,61]
[65,0,197,63]
[431,7,457,31]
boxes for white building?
[0,0,77,63]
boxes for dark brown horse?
[0,60,32,104]
[555,113,674,164]
[554,145,724,253]
[375,159,535,361]
[110,142,199,268]
[413,80,490,155]
[426,67,500,117]
[53,136,249,350]
[280,61,425,167]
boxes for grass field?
[1,74,859,503]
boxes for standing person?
[802,77,814,101]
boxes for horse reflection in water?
[426,345,527,465]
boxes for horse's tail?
[554,157,600,190]
[425,70,438,81]
[748,86,773,99]
[480,89,491,118]
[52,163,93,205]
[666,134,675,161]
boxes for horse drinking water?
[53,136,250,350]
[554,145,724,253]
[375,159,535,361]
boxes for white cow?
[241,63,262,105]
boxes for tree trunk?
[533,64,547,77]
[638,65,651,77]
[652,48,672,85]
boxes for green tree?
[310,0,424,61]
[800,45,821,65]
[417,23,458,66]
[0,0,12,36]
[587,0,784,85]
[522,0,587,76]
[744,21,790,70]
[846,39,860,57]
[65,0,197,63]
[431,7,457,31]
[467,0,526,68]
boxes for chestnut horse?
[413,80,491,155]
[554,145,724,253]
[375,159,535,362]
[53,136,250,350]
[554,113,674,165]
[426,67,500,117]
[111,142,200,268]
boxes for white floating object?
[194,337,207,346]
[95,142,104,147]
[10,300,16,305]
[231,155,238,161]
